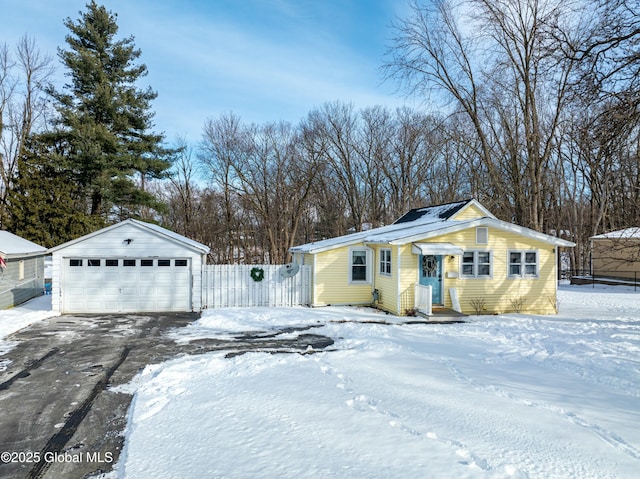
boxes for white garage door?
[62,257,191,313]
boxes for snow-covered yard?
[0,295,57,370]
[113,285,640,479]
[1,286,638,478]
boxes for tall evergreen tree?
[8,1,172,243]
[53,0,172,218]
[8,137,103,247]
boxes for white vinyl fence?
[202,264,312,308]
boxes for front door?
[419,254,442,304]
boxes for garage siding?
[51,222,207,313]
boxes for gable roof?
[49,219,210,254]
[0,231,47,258]
[290,199,574,254]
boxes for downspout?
[554,246,559,313]
[312,253,317,306]
[397,245,402,315]
[200,252,207,311]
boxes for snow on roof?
[393,200,471,224]
[591,228,640,240]
[291,201,487,254]
[290,209,457,254]
[0,231,47,256]
[291,200,574,254]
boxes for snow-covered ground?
[1,288,638,478]
[0,295,58,370]
[112,284,640,479]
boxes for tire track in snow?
[316,357,495,473]
[443,359,640,461]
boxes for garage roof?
[49,219,210,254]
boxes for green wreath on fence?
[250,267,265,282]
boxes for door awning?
[412,243,464,255]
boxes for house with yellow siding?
[290,199,575,316]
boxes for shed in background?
[591,228,640,281]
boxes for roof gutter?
[1,251,48,260]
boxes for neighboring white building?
[49,219,210,314]
[0,231,47,309]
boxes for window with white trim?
[461,251,492,278]
[379,249,391,276]
[350,248,369,283]
[509,251,538,278]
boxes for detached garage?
[49,219,209,314]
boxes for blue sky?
[2,0,414,144]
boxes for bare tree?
[199,113,248,263]
[0,43,16,221]
[383,0,578,232]
[0,36,53,226]
[568,0,640,101]
[382,107,425,217]
[199,115,321,263]
[563,0,640,237]
[161,139,200,238]
[304,102,369,231]
[379,107,460,216]
[234,121,320,263]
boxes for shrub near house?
[290,199,575,316]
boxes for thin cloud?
[3,0,409,142]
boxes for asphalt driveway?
[0,312,333,479]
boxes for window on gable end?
[476,227,488,244]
